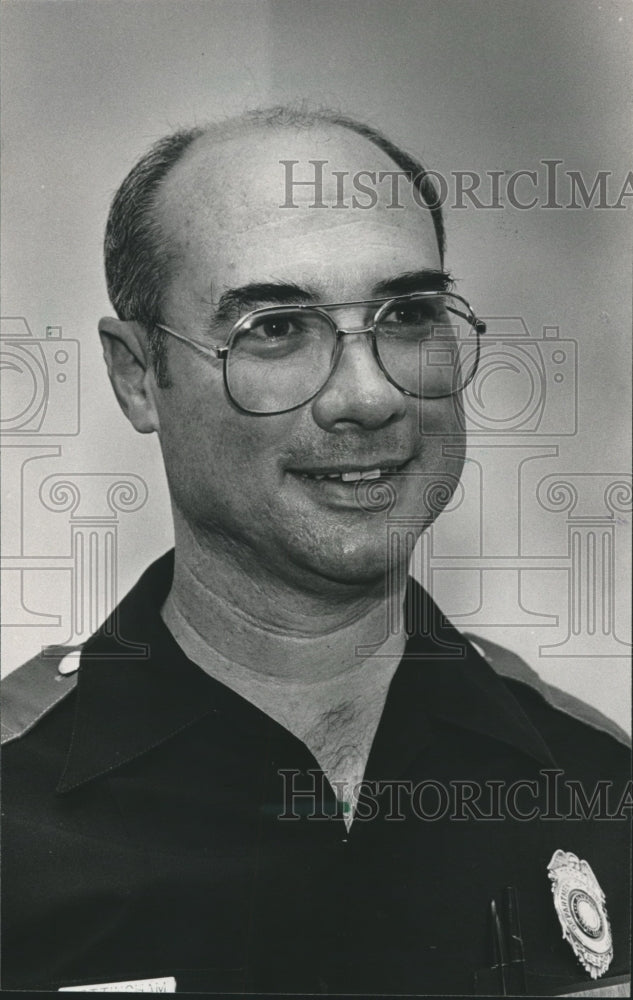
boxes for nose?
[311,330,408,432]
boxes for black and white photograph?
[1,0,631,995]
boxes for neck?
[161,518,409,684]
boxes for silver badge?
[547,849,613,979]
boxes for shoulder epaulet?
[464,632,631,750]
[1,645,82,746]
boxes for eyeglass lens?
[225,294,479,414]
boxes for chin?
[290,535,412,592]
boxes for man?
[2,106,630,995]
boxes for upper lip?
[289,458,412,475]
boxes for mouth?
[290,460,410,483]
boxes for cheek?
[416,396,466,453]
[155,383,289,513]
[413,398,466,511]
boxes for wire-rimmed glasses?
[156,291,486,416]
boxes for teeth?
[300,466,399,482]
[339,469,383,482]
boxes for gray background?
[1,0,631,731]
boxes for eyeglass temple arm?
[446,307,487,335]
[155,323,229,359]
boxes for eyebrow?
[214,282,319,321]
[372,269,453,296]
[212,269,453,322]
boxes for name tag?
[59,976,176,992]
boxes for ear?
[98,318,161,434]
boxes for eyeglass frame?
[155,290,487,416]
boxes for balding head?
[104,105,445,385]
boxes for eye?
[391,302,436,325]
[258,317,296,339]
[247,311,319,343]
[236,311,318,358]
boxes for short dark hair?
[103,105,446,386]
[104,126,204,385]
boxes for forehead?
[157,124,441,298]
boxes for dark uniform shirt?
[2,551,630,994]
